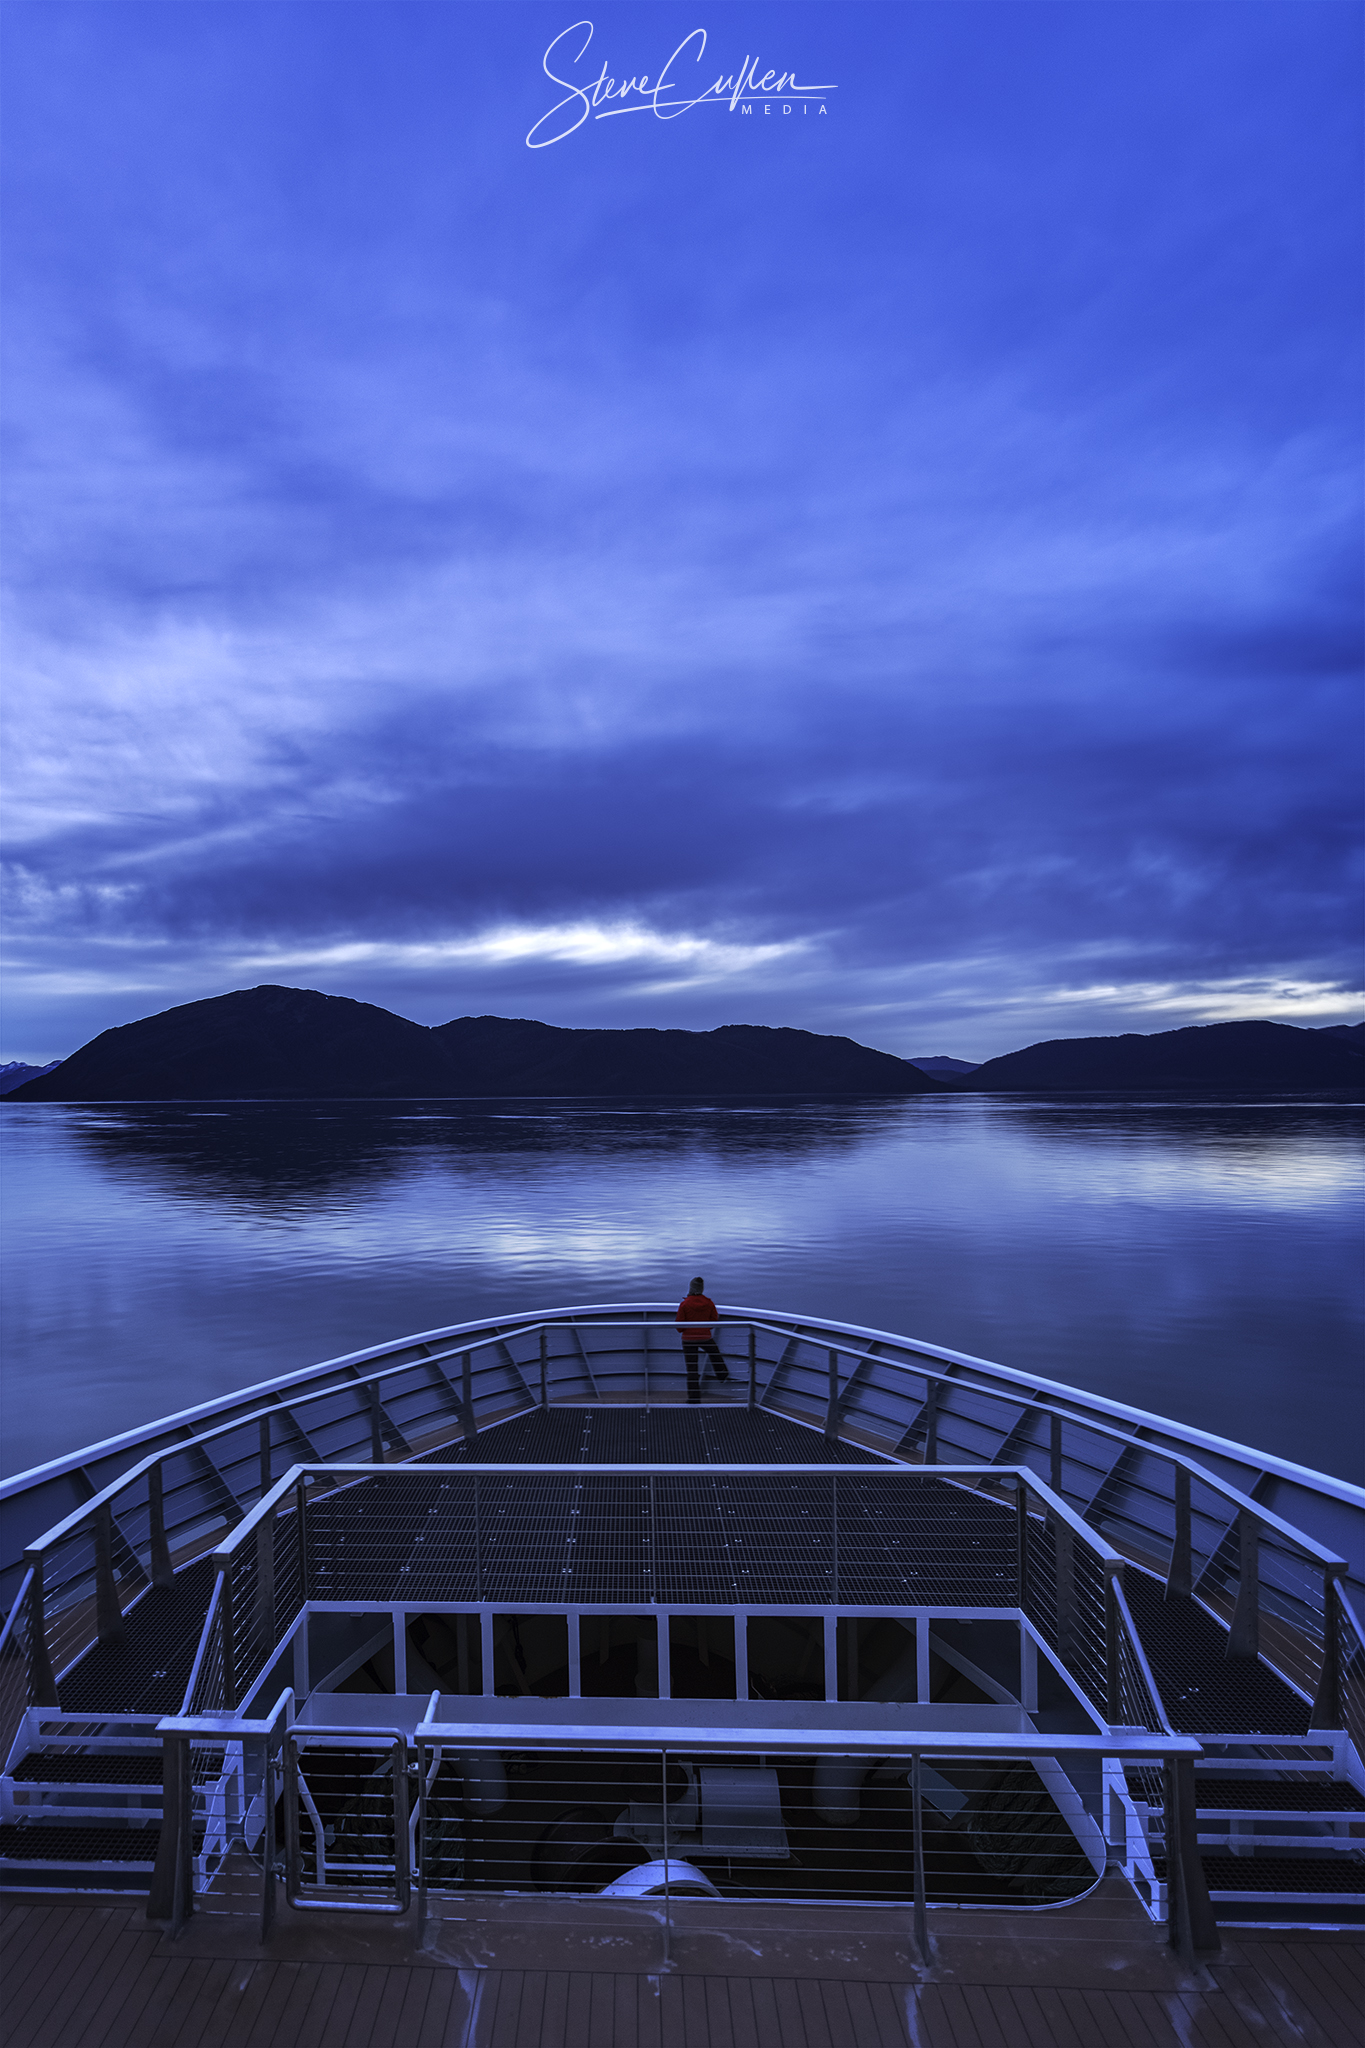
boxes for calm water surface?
[1,1095,1361,1482]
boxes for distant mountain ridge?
[0,1060,62,1097]
[4,989,1360,1101]
[956,1019,1362,1091]
[5,986,942,1100]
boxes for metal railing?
[3,1307,1358,1765]
[1332,1580,1365,1763]
[147,1685,296,1938]
[172,1458,1160,1742]
[147,1696,1218,1967]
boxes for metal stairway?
[1119,1570,1365,1925]
[0,1711,165,1890]
[0,1558,218,1891]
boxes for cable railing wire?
[5,1311,1353,1757]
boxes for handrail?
[159,1684,294,1741]
[1339,1577,1365,1657]
[411,1712,1201,1763]
[16,1340,491,1557]
[257,1686,295,1737]
[1111,1575,1174,1735]
[730,1318,1353,1567]
[210,1468,305,1561]
[178,1568,223,1715]
[0,1567,32,1662]
[153,1693,1202,1760]
[10,1308,1352,1578]
[209,1458,1128,1570]
[9,1301,1361,1507]
[1,1309,597,1500]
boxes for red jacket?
[676,1292,718,1338]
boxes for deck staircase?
[0,1559,219,1893]
[1114,1569,1365,1927]
[0,1711,165,1890]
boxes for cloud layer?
[2,2,1360,1060]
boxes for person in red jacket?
[676,1277,731,1403]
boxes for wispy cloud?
[1,3,1359,1062]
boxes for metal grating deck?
[0,1824,161,1864]
[1191,1778,1365,1814]
[305,1469,1015,1607]
[10,1753,163,1786]
[431,1406,880,1467]
[1124,1570,1312,1736]
[55,1557,216,1715]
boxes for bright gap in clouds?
[237,924,807,983]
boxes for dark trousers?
[682,1336,730,1399]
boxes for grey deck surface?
[431,1408,880,1467]
[3,1892,1361,2047]
[305,1467,1014,1608]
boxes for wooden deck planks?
[516,1968,555,2048]
[229,1961,309,2048]
[6,1903,133,2043]
[412,1969,462,2048]
[139,1949,226,2048]
[0,1901,77,1993]
[25,1916,161,2048]
[147,1953,237,2048]
[992,1986,1060,2048]
[961,1980,1029,2048]
[3,1908,1364,2048]
[205,1957,294,2048]
[200,1961,284,2048]
[99,1953,195,2048]
[1218,1961,1342,2048]
[89,1947,190,2048]
[588,1969,623,2048]
[563,1970,598,2048]
[1017,1983,1093,2048]
[2,1903,94,2021]
[625,1968,660,2048]
[1254,1940,1361,2040]
[1179,1989,1268,2048]
[678,1973,713,2048]
[867,1981,914,2048]
[360,1963,432,2048]
[334,1961,389,2048]
[1086,1985,1168,2048]
[536,1971,572,2048]
[1282,1937,1365,2016]
[771,1973,818,2048]
[271,1962,344,2048]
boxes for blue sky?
[2,1,1361,1062]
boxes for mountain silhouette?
[958,1019,1362,1091]
[6,986,942,1100]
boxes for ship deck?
[3,1887,1362,2047]
[4,1307,1362,2044]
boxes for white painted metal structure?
[1,1305,1362,1947]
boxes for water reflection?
[1,1096,1360,1484]
[52,1098,911,1208]
[38,1093,1365,1215]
